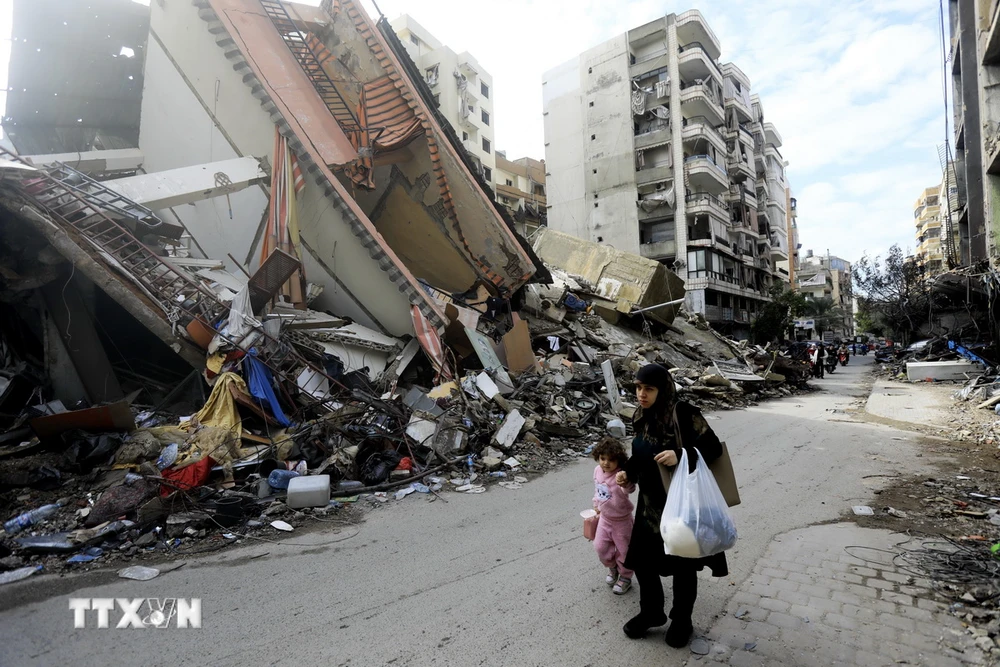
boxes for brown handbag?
[658,441,741,507]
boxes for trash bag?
[358,450,402,486]
[659,448,737,558]
[62,430,124,470]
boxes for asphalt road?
[0,355,936,666]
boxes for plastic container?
[4,502,63,535]
[267,469,300,491]
[488,471,507,478]
[286,475,331,509]
[580,509,598,541]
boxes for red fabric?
[160,457,215,497]
[396,457,413,471]
[411,305,451,380]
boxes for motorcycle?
[839,352,849,366]
[824,356,837,374]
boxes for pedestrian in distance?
[616,363,728,649]
[816,343,826,378]
[591,437,636,595]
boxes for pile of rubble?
[0,162,812,582]
[875,335,994,383]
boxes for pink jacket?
[593,466,636,520]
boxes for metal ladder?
[258,0,361,136]
[0,150,224,327]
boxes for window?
[591,134,596,140]
[597,236,604,242]
[481,82,490,98]
[482,109,490,126]
[410,34,419,46]
[425,64,439,85]
[433,93,440,107]
[482,137,491,153]
[462,131,469,141]
[589,101,594,107]
[506,179,513,186]
[483,167,492,182]
[593,169,597,174]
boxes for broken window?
[483,167,492,182]
[433,93,441,107]
[425,64,439,86]
[462,131,469,141]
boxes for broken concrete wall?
[532,228,685,323]
[138,0,423,336]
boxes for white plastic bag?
[660,448,738,558]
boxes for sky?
[0,0,948,266]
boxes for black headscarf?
[634,363,679,441]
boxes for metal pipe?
[630,297,685,315]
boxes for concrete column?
[666,16,687,284]
[958,0,987,261]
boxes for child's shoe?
[605,567,618,586]
[613,576,632,595]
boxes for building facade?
[796,251,854,339]
[541,10,788,337]
[948,0,998,265]
[913,186,945,275]
[494,153,547,237]
[389,15,496,186]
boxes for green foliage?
[751,282,807,345]
[803,296,848,337]
[851,245,927,345]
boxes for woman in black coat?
[615,363,726,648]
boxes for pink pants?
[594,514,633,578]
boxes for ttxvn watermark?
[69,598,202,628]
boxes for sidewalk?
[865,380,957,428]
[695,523,987,667]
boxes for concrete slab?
[865,381,956,428]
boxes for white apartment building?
[541,10,789,337]
[390,15,496,186]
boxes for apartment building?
[390,15,496,186]
[797,251,854,339]
[948,0,997,264]
[913,186,945,275]
[939,162,962,266]
[541,10,789,337]
[494,152,547,237]
[781,188,800,285]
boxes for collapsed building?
[0,0,809,568]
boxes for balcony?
[680,84,724,125]
[630,50,670,79]
[727,154,755,181]
[678,43,723,86]
[684,155,729,194]
[724,95,752,123]
[636,164,674,186]
[763,122,783,147]
[639,240,676,260]
[721,62,751,90]
[676,10,722,60]
[634,125,672,150]
[685,192,729,221]
[681,117,726,154]
[726,185,757,210]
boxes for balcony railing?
[686,192,727,209]
[634,47,670,65]
[682,116,725,146]
[684,154,728,178]
[678,42,723,81]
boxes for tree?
[803,296,847,338]
[852,245,928,345]
[751,282,807,345]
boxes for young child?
[592,437,636,594]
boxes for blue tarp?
[244,352,292,427]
